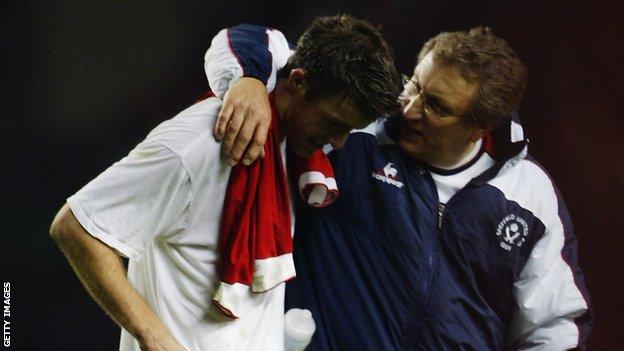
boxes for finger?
[222,111,245,163]
[242,121,269,165]
[230,120,257,165]
[215,102,235,141]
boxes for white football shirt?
[68,97,285,351]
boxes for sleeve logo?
[496,214,529,251]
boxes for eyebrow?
[413,72,457,115]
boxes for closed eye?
[324,116,351,131]
[426,97,452,116]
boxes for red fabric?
[290,151,339,207]
[484,133,495,157]
[217,95,292,284]
[214,93,339,318]
[196,90,216,102]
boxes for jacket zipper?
[437,202,446,228]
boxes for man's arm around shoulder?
[50,204,188,351]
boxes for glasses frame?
[401,74,455,119]
[400,74,481,126]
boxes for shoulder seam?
[147,141,194,237]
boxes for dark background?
[4,0,623,349]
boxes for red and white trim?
[298,171,339,207]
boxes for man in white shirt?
[48,15,400,351]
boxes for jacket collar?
[383,111,529,183]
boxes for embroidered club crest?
[496,214,529,251]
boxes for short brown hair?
[418,26,527,129]
[284,15,402,121]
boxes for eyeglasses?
[400,74,453,119]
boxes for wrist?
[134,324,169,348]
[241,73,266,84]
[235,76,268,90]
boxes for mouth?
[405,128,423,136]
[399,121,424,138]
[289,144,313,158]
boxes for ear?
[288,68,307,92]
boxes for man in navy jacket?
[207,23,593,350]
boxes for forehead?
[314,96,370,128]
[414,51,435,77]
[413,51,478,114]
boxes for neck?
[273,78,290,125]
[430,139,482,170]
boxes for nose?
[402,94,424,121]
[327,132,349,150]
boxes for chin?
[290,145,313,158]
[398,138,425,161]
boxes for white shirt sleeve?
[67,141,191,260]
[203,28,244,99]
[204,25,292,98]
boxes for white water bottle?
[284,308,316,351]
